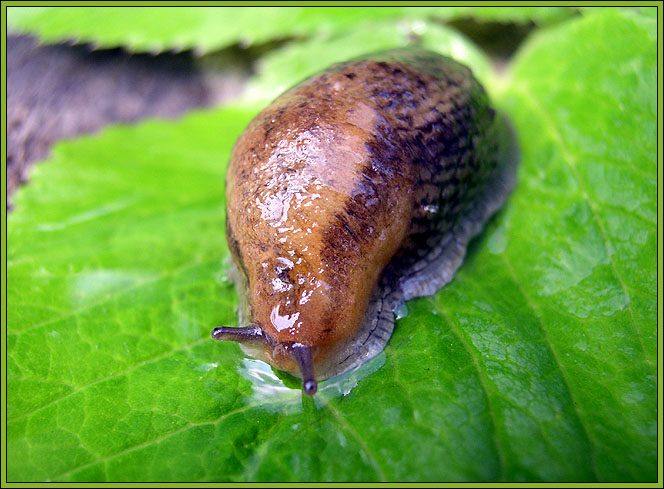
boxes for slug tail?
[292,344,318,395]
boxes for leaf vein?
[326,403,387,482]
[428,300,506,482]
[499,253,600,480]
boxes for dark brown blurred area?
[6,34,251,210]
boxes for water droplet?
[393,302,408,320]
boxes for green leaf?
[5,6,394,54]
[7,6,576,54]
[7,8,655,482]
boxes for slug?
[213,47,518,395]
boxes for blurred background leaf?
[7,6,577,54]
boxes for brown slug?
[212,48,518,395]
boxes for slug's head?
[211,326,319,395]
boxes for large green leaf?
[7,6,576,54]
[6,8,656,482]
[494,7,656,480]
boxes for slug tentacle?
[211,326,271,347]
[291,343,318,395]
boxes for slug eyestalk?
[212,326,318,395]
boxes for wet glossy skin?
[224,48,503,378]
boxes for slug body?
[214,48,517,395]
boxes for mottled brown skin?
[225,48,503,377]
